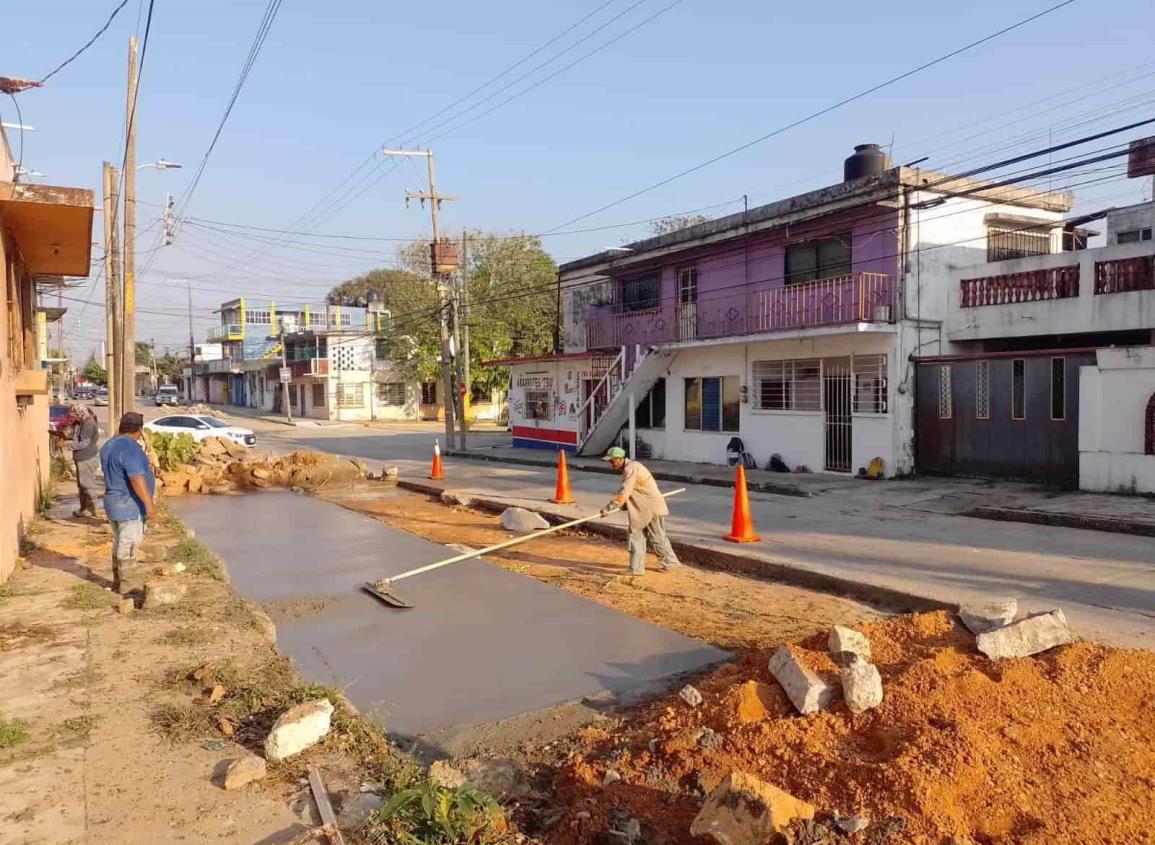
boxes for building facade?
[0,124,94,578]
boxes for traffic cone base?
[723,464,761,543]
[550,449,575,504]
[430,440,444,480]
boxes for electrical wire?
[37,0,132,85]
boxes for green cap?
[601,446,627,462]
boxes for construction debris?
[827,625,872,663]
[959,598,1018,635]
[839,655,883,714]
[690,771,816,845]
[223,755,267,790]
[158,439,369,497]
[264,699,334,761]
[115,598,135,615]
[975,608,1075,659]
[143,581,187,608]
[679,684,704,708]
[500,506,550,532]
[768,645,836,715]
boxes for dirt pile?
[550,611,1155,845]
[159,438,368,495]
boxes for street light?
[137,158,182,171]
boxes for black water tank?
[844,144,892,182]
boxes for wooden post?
[102,162,122,425]
[121,35,139,413]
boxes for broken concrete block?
[690,771,815,845]
[440,490,475,508]
[768,646,836,715]
[223,755,267,790]
[429,760,467,788]
[143,581,187,608]
[500,507,550,532]
[698,728,723,750]
[264,699,334,761]
[976,609,1075,660]
[383,465,399,479]
[115,598,135,615]
[960,598,1018,635]
[679,684,703,708]
[840,656,883,714]
[828,625,872,663]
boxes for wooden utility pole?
[121,34,139,414]
[102,161,122,425]
[382,148,459,448]
[459,230,471,447]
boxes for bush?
[374,780,507,845]
[148,430,198,471]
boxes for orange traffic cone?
[430,439,444,480]
[723,464,761,543]
[550,450,575,504]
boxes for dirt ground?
[322,488,883,652]
[0,495,413,845]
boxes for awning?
[0,181,94,276]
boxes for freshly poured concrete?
[170,491,726,742]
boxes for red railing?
[585,273,894,349]
[1094,256,1155,294]
[959,266,1079,307]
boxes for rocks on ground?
[143,580,187,608]
[679,684,703,708]
[690,770,815,845]
[768,645,836,715]
[959,598,1018,635]
[222,754,267,790]
[158,441,369,497]
[264,698,334,761]
[975,608,1075,660]
[500,506,550,532]
[839,655,883,715]
[827,625,872,663]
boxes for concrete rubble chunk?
[223,754,267,790]
[429,760,467,789]
[603,769,622,787]
[976,609,1075,660]
[500,507,550,532]
[115,598,135,615]
[382,465,400,479]
[690,770,815,845]
[840,656,883,715]
[679,684,704,708]
[960,598,1019,635]
[441,490,475,508]
[263,699,334,761]
[828,626,872,663]
[837,813,870,834]
[768,646,836,715]
[143,581,187,608]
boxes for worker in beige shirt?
[599,446,682,575]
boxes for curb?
[968,505,1155,538]
[446,449,814,499]
[397,479,950,615]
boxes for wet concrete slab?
[169,491,727,744]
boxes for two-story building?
[508,144,1071,475]
[0,123,93,577]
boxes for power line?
[541,0,1080,234]
[37,0,132,85]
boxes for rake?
[362,489,686,609]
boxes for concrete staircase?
[578,347,676,457]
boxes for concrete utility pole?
[102,161,122,424]
[121,35,139,414]
[186,279,195,401]
[280,322,293,424]
[459,230,471,449]
[382,148,459,448]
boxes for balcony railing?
[208,323,243,341]
[585,272,894,349]
[1094,255,1155,294]
[959,266,1079,308]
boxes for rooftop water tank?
[844,144,892,182]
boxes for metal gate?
[824,358,852,472]
[676,267,698,341]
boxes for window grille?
[938,365,953,419]
[337,383,364,409]
[976,361,990,420]
[852,354,888,414]
[751,359,821,411]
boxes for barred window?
[1050,358,1065,421]
[525,389,552,420]
[938,365,952,419]
[376,383,406,406]
[421,382,437,404]
[975,361,990,420]
[337,383,364,409]
[987,226,1051,262]
[620,273,660,313]
[853,355,888,414]
[311,384,325,407]
[1012,359,1026,420]
[752,358,821,411]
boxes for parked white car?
[144,414,257,447]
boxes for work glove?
[600,502,619,517]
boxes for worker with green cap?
[600,446,681,575]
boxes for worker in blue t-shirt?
[99,412,156,593]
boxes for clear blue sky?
[3,0,1153,358]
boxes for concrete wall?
[629,332,898,474]
[1106,201,1155,242]
[1079,345,1155,494]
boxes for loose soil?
[322,489,882,651]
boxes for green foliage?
[63,582,116,610]
[169,536,223,579]
[83,356,107,386]
[375,780,506,845]
[147,430,198,471]
[0,717,28,748]
[649,213,711,235]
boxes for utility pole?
[121,34,139,414]
[186,279,196,401]
[382,148,459,448]
[280,322,293,424]
[459,230,471,449]
[102,161,122,425]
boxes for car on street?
[144,414,257,447]
[49,404,71,434]
[72,387,95,400]
[154,385,181,406]
[93,388,109,406]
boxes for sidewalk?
[395,454,1155,650]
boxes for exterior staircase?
[260,341,283,360]
[577,347,676,457]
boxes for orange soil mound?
[552,611,1155,845]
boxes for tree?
[135,341,153,365]
[83,356,107,386]
[649,214,710,236]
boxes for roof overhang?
[0,181,94,276]
[37,305,67,323]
